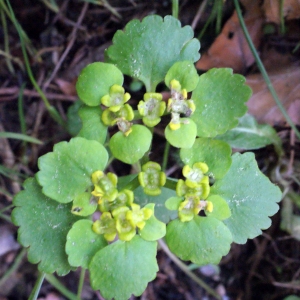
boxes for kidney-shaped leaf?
[37,137,108,203]
[166,216,232,265]
[109,125,152,164]
[77,105,107,144]
[191,68,252,137]
[76,62,123,106]
[216,113,283,155]
[12,178,82,275]
[106,15,200,92]
[66,219,107,269]
[180,137,232,179]
[89,235,158,300]
[165,118,197,149]
[134,186,178,223]
[165,61,199,92]
[210,152,282,244]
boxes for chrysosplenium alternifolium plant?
[12,15,282,300]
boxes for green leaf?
[76,62,123,106]
[109,124,152,164]
[165,61,199,91]
[66,219,107,269]
[67,100,82,137]
[77,105,107,144]
[166,216,232,265]
[191,68,252,137]
[210,152,282,244]
[216,113,283,155]
[180,137,232,179]
[206,195,231,220]
[165,196,182,210]
[71,192,97,216]
[165,118,197,148]
[134,186,178,223]
[89,235,158,300]
[12,178,82,275]
[139,203,166,241]
[106,15,200,92]
[37,137,108,203]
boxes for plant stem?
[164,178,177,190]
[158,239,222,300]
[233,0,300,141]
[5,0,65,127]
[0,248,26,287]
[28,272,45,300]
[279,0,286,34]
[0,7,14,73]
[162,141,170,172]
[172,0,179,19]
[45,274,79,300]
[77,268,86,298]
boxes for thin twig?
[42,2,89,90]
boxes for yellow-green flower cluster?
[138,161,166,196]
[176,162,213,222]
[167,79,195,130]
[138,93,166,127]
[101,84,134,129]
[91,170,153,242]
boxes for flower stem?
[28,272,45,300]
[158,239,222,300]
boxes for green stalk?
[172,0,179,19]
[5,0,65,127]
[162,141,170,172]
[0,248,27,287]
[0,7,14,73]
[77,268,86,298]
[279,0,286,35]
[233,0,300,140]
[28,272,45,300]
[0,0,36,56]
[45,274,79,300]
[158,239,222,300]
[164,178,177,190]
[0,132,42,144]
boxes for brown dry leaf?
[246,66,300,125]
[196,2,263,73]
[55,78,77,96]
[263,0,300,23]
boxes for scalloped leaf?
[12,178,82,275]
[139,203,166,241]
[165,118,197,149]
[210,152,282,244]
[205,195,231,220]
[106,15,200,92]
[71,192,97,216]
[76,62,123,106]
[180,137,232,179]
[37,137,108,203]
[134,186,178,223]
[166,216,232,265]
[165,61,199,91]
[109,124,152,164]
[77,105,107,144]
[66,219,107,269]
[89,235,158,300]
[216,113,283,155]
[191,68,252,137]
